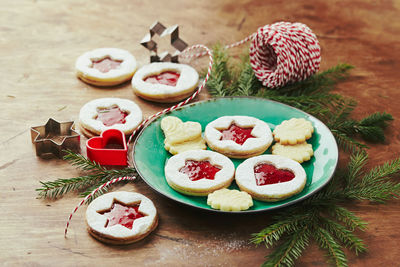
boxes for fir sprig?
[205,46,393,151]
[251,152,400,266]
[36,150,136,200]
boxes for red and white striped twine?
[64,22,320,237]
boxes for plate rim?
[132,96,339,214]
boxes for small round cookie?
[207,188,253,211]
[79,97,143,136]
[164,149,235,196]
[76,48,137,86]
[131,62,199,103]
[86,191,158,245]
[235,155,307,202]
[272,142,314,163]
[273,118,314,145]
[204,116,273,159]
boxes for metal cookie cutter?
[140,21,188,63]
[30,118,80,158]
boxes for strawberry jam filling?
[99,202,144,229]
[254,163,295,186]
[144,71,180,86]
[96,106,128,127]
[179,160,221,181]
[91,57,122,73]
[219,124,255,145]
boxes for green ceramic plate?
[133,97,338,213]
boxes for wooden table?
[1,0,400,266]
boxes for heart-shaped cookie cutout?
[86,129,127,166]
[161,116,201,144]
[254,163,295,186]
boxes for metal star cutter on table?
[140,21,188,63]
[30,118,80,158]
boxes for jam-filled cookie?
[131,62,199,103]
[164,150,235,196]
[235,155,307,202]
[85,191,158,245]
[79,97,143,137]
[204,116,273,159]
[75,48,137,87]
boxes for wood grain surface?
[1,0,400,266]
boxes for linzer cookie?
[164,150,235,196]
[207,188,253,211]
[160,116,206,155]
[273,118,314,145]
[204,116,273,159]
[85,191,158,245]
[79,97,143,137]
[131,62,199,103]
[75,48,137,86]
[235,155,307,202]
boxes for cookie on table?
[204,116,273,159]
[235,155,307,202]
[164,150,235,196]
[271,142,314,163]
[131,62,199,103]
[207,188,253,211]
[160,116,206,155]
[79,97,143,137]
[85,191,158,245]
[273,118,314,145]
[75,48,137,86]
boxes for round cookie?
[79,97,143,136]
[271,142,314,163]
[164,149,235,196]
[85,191,158,245]
[204,116,273,159]
[76,48,137,86]
[235,155,307,202]
[131,62,199,103]
[273,118,314,145]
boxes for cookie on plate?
[131,62,199,103]
[75,48,137,86]
[273,118,314,145]
[271,142,314,163]
[207,188,253,211]
[204,116,273,159]
[160,116,206,155]
[85,191,158,245]
[164,149,235,196]
[235,155,307,202]
[79,97,143,137]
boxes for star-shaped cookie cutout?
[140,21,188,63]
[179,160,221,181]
[30,118,80,158]
[219,124,256,145]
[98,199,146,229]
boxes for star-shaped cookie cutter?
[30,118,80,158]
[140,21,188,63]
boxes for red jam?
[100,202,144,229]
[144,71,180,86]
[179,160,221,181]
[96,106,128,127]
[219,124,255,145]
[92,57,122,73]
[254,164,295,186]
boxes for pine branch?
[314,227,348,267]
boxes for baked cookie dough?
[164,150,235,196]
[76,48,137,86]
[271,142,314,163]
[204,116,273,159]
[273,118,314,145]
[79,97,143,137]
[85,191,158,245]
[235,155,307,202]
[131,62,199,103]
[160,116,206,155]
[207,188,253,211]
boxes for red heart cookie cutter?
[86,129,128,166]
